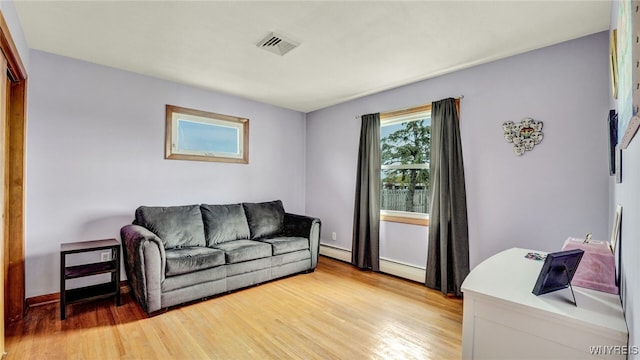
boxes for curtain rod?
[355,95,464,119]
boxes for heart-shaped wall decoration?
[502,118,543,156]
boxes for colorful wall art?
[503,118,544,156]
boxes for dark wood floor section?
[6,256,462,359]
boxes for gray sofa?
[120,200,321,314]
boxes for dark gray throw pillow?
[201,203,250,246]
[242,200,285,239]
[134,205,206,249]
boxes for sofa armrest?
[283,213,322,269]
[120,224,166,314]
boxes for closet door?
[0,10,28,354]
[0,54,7,354]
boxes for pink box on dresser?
[562,237,618,294]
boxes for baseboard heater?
[319,244,426,283]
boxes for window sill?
[380,214,429,226]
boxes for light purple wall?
[610,0,639,352]
[26,50,306,297]
[307,32,610,270]
[380,221,427,266]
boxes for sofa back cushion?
[242,200,285,239]
[134,205,206,249]
[200,203,250,245]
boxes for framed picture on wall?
[615,146,622,184]
[616,146,622,184]
[618,0,640,148]
[608,110,618,176]
[610,204,622,254]
[610,29,618,99]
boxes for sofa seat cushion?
[165,247,225,276]
[135,205,206,249]
[260,236,309,255]
[162,265,227,292]
[242,200,285,239]
[201,203,250,245]
[213,240,272,264]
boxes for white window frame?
[380,104,431,226]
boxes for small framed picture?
[608,110,618,176]
[615,146,623,183]
[610,29,619,99]
[610,204,622,254]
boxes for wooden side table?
[60,238,121,320]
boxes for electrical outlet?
[331,232,337,241]
[100,252,111,262]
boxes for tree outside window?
[380,110,430,215]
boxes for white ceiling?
[14,1,610,113]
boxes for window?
[165,105,249,163]
[380,104,431,226]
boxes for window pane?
[177,119,240,155]
[380,168,429,213]
[380,117,430,214]
[381,118,430,166]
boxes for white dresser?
[461,248,628,360]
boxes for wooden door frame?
[0,10,27,323]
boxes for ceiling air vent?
[256,32,300,56]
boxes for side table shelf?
[60,238,121,320]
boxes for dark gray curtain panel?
[425,98,469,296]
[352,113,380,271]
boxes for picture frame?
[618,0,640,148]
[165,105,249,164]
[610,204,622,254]
[617,0,632,143]
[608,110,618,176]
[615,146,622,184]
[532,249,584,305]
[610,29,618,99]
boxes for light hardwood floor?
[5,256,463,359]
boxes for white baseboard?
[379,258,425,283]
[319,244,426,283]
[319,244,351,262]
